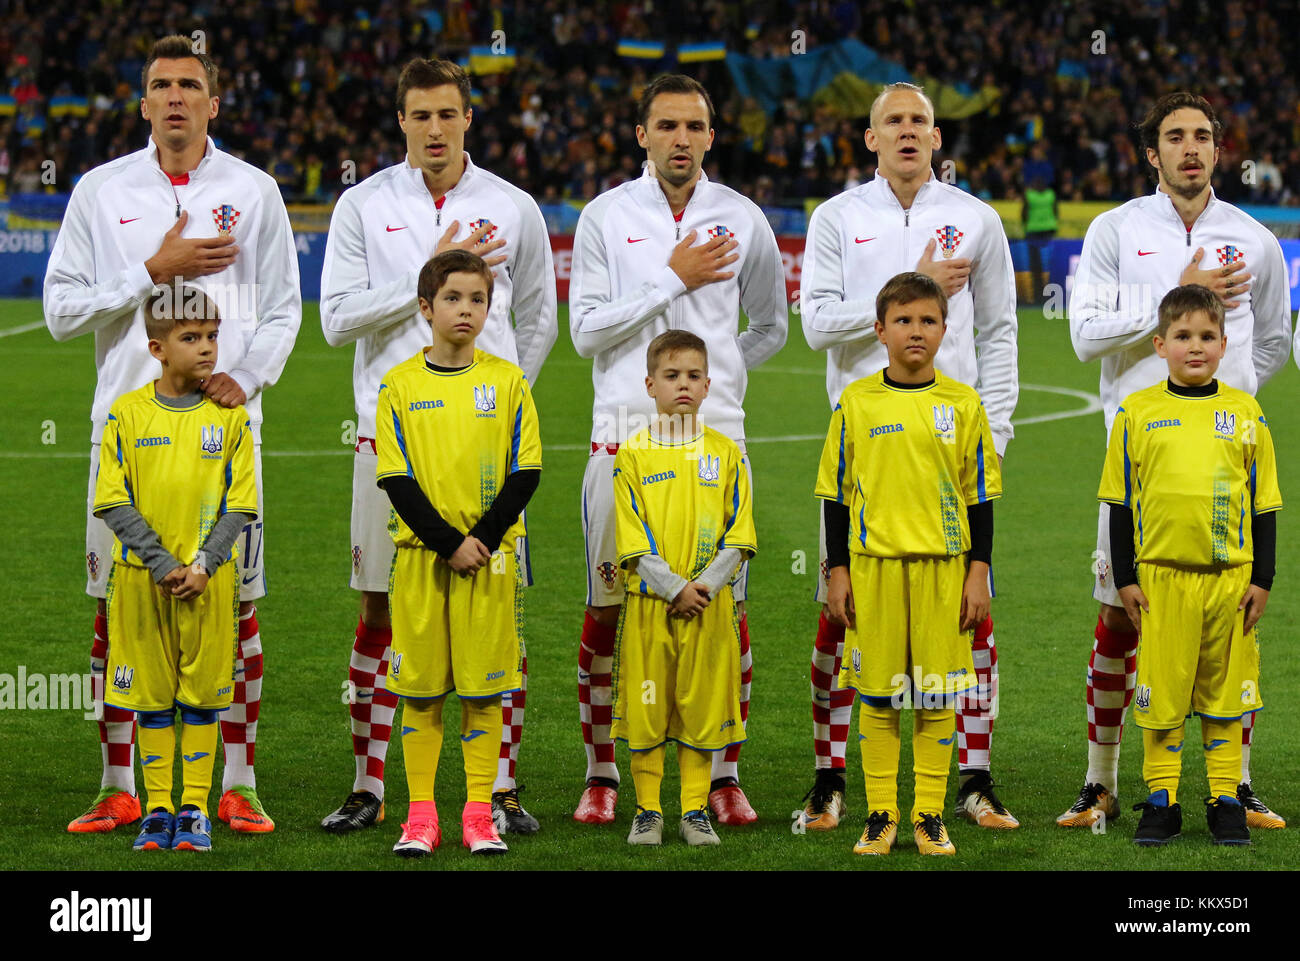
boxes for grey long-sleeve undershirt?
[635,548,744,602]
[95,389,256,582]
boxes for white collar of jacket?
[1151,185,1219,227]
[397,150,480,199]
[144,134,217,180]
[637,161,710,207]
[868,168,940,211]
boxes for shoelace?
[976,782,1011,815]
[499,787,526,814]
[916,814,945,842]
[683,810,711,827]
[1069,783,1105,813]
[338,791,374,815]
[801,774,843,812]
[631,809,662,833]
[864,811,893,840]
[1237,785,1266,811]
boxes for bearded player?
[569,73,787,825]
[1061,91,1291,829]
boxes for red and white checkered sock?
[349,617,399,799]
[956,616,997,771]
[220,609,262,792]
[811,611,852,772]
[92,613,136,794]
[495,654,527,792]
[1085,614,1138,792]
[578,612,619,784]
[1241,711,1255,784]
[713,613,752,782]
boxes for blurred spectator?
[0,0,1296,210]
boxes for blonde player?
[96,284,257,853]
[613,331,756,847]
[818,273,1000,857]
[375,250,541,857]
[800,82,1018,832]
[1099,285,1279,847]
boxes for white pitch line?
[0,385,1101,459]
[0,321,46,338]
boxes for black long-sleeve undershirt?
[1109,505,1276,591]
[822,498,993,569]
[381,469,541,559]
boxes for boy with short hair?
[96,283,258,853]
[818,271,1000,856]
[612,330,756,847]
[375,249,541,857]
[1099,284,1279,847]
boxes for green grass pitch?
[1,300,1297,871]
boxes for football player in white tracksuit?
[1059,92,1291,830]
[319,59,557,837]
[46,37,300,837]
[798,83,1020,838]
[568,74,787,829]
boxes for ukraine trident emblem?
[212,204,241,233]
[935,225,964,259]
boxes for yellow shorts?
[1134,563,1262,729]
[104,561,239,713]
[387,546,524,700]
[838,554,977,703]
[612,590,744,752]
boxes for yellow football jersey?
[613,426,756,596]
[1098,381,1282,567]
[375,349,542,550]
[815,370,1001,558]
[94,383,257,568]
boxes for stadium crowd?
[2,0,1299,208]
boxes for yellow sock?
[137,722,175,814]
[678,744,712,812]
[179,718,219,814]
[858,701,901,821]
[911,706,956,823]
[630,745,666,814]
[462,697,503,804]
[1202,717,1243,800]
[402,698,445,802]
[1142,724,1184,804]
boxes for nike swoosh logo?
[183,752,210,763]
[855,237,876,244]
[1138,250,1158,256]
[627,237,647,244]
[120,217,141,225]
[461,729,487,742]
[242,573,260,586]
[387,225,407,232]
[578,671,591,681]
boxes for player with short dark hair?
[800,82,1019,832]
[95,282,257,853]
[376,249,541,857]
[320,57,557,835]
[47,33,301,836]
[1063,91,1292,829]
[568,73,787,827]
